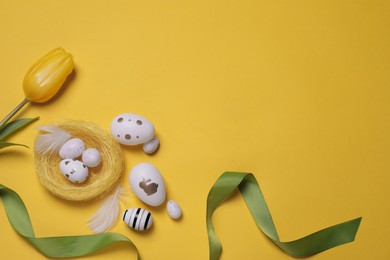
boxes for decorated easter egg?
[59,138,85,159]
[166,200,182,219]
[110,113,155,146]
[82,148,101,167]
[129,162,166,206]
[59,159,89,183]
[122,208,153,231]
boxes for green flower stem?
[0,98,29,131]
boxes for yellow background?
[1,0,389,259]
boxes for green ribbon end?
[206,172,362,260]
[0,184,140,259]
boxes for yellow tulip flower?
[23,47,74,103]
[0,48,74,138]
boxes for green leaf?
[0,141,29,149]
[0,117,39,141]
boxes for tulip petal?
[23,48,74,103]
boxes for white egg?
[122,208,153,231]
[166,200,182,219]
[110,113,155,146]
[129,162,166,206]
[82,148,101,167]
[143,137,160,154]
[59,159,89,183]
[59,138,85,159]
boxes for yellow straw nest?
[34,120,125,202]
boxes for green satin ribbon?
[206,172,362,259]
[1,172,362,259]
[0,184,140,259]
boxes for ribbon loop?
[206,172,361,259]
[0,184,140,259]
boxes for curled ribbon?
[0,184,140,259]
[206,172,362,259]
[1,172,361,259]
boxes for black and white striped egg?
[122,208,153,231]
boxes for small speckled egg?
[59,138,85,159]
[143,137,160,154]
[110,113,155,146]
[59,159,89,183]
[166,200,182,219]
[82,148,101,167]
[122,208,153,231]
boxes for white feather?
[35,125,71,155]
[87,185,126,233]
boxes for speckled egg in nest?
[34,120,124,201]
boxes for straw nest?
[34,120,124,202]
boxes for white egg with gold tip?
[122,208,153,231]
[167,200,182,219]
[59,159,89,183]
[110,113,155,146]
[59,138,85,159]
[129,162,166,206]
